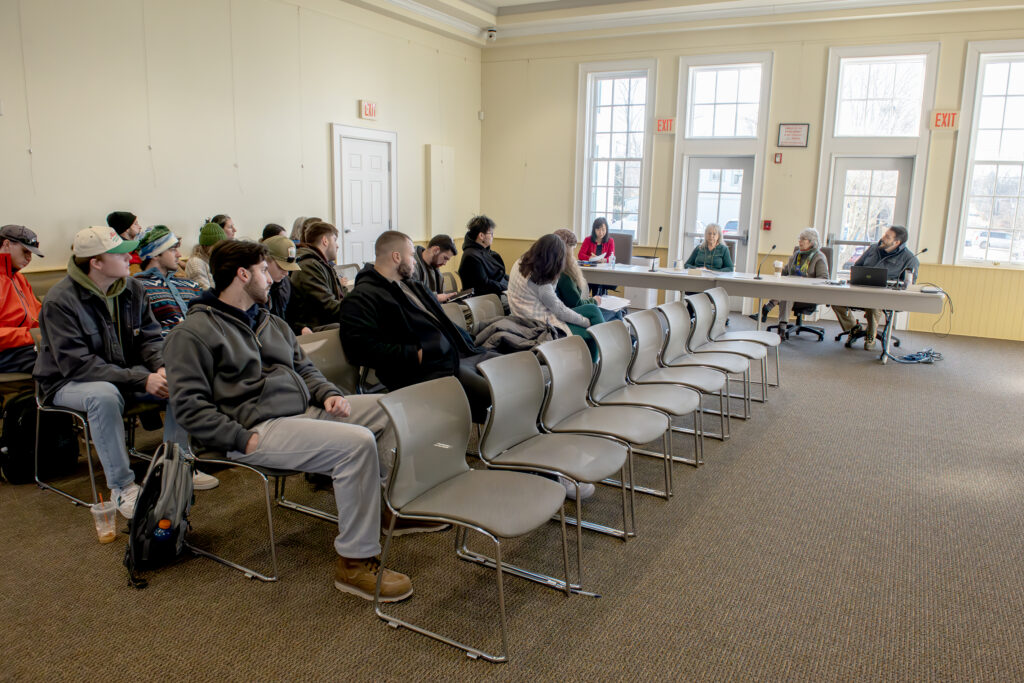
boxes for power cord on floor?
[888,347,944,364]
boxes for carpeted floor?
[2,320,1023,681]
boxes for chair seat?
[596,383,700,416]
[402,469,565,538]
[492,433,626,483]
[691,339,767,359]
[549,405,668,444]
[664,351,748,374]
[635,366,726,393]
[715,330,781,347]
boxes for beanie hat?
[199,221,227,247]
[138,226,179,261]
[106,211,137,237]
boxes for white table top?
[582,264,945,314]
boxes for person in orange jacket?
[0,224,44,373]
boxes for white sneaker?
[559,477,595,501]
[111,482,140,518]
[192,470,219,491]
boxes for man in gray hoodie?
[164,240,412,602]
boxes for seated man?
[134,226,202,337]
[287,221,346,332]
[165,240,412,602]
[833,225,920,350]
[0,225,44,373]
[458,215,508,296]
[412,234,457,302]
[341,231,498,423]
[34,227,217,518]
[106,211,143,267]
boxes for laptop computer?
[849,265,889,287]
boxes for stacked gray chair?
[463,293,504,335]
[625,309,731,441]
[536,334,671,504]
[377,376,571,663]
[685,294,769,404]
[478,350,631,593]
[704,286,782,388]
[588,320,704,468]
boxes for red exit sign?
[360,100,377,120]
[656,118,675,134]
[931,110,959,130]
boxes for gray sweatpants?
[227,396,394,559]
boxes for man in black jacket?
[457,215,508,296]
[412,234,457,302]
[287,221,346,331]
[34,227,217,519]
[341,231,497,423]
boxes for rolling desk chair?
[767,246,833,341]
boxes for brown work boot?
[334,556,413,602]
[382,506,450,537]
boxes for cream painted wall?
[0,0,481,271]
[479,8,1024,261]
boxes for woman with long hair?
[553,229,624,322]
[683,222,734,271]
[577,217,616,296]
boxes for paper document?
[598,295,630,311]
[588,254,608,262]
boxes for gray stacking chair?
[299,328,383,395]
[704,286,782,388]
[588,320,704,469]
[625,309,731,441]
[657,300,751,423]
[686,293,769,404]
[536,335,671,505]
[441,271,459,293]
[377,376,571,663]
[478,351,631,593]
[463,293,504,335]
[441,302,470,331]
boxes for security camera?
[486,27,497,42]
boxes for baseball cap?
[73,226,139,259]
[0,225,44,257]
[262,235,301,272]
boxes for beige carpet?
[2,321,1023,681]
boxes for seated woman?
[577,217,616,296]
[553,229,624,322]
[508,234,604,360]
[754,227,829,337]
[684,223,734,272]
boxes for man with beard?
[287,221,347,332]
[340,231,498,423]
[165,240,413,602]
[411,234,457,302]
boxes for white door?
[827,157,914,276]
[682,156,755,271]
[340,137,391,265]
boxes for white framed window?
[574,60,656,243]
[945,42,1024,266]
[687,63,762,138]
[813,43,939,260]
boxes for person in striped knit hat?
[134,226,202,337]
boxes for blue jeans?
[52,380,185,490]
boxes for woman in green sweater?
[553,229,624,322]
[684,223,734,271]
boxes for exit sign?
[931,110,959,130]
[656,118,675,134]
[359,100,377,120]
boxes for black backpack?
[124,442,195,589]
[0,390,79,485]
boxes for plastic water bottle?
[609,253,616,269]
[153,519,172,541]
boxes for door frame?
[681,155,756,271]
[331,123,398,251]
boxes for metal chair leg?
[274,474,339,523]
[35,409,98,507]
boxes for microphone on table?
[650,226,663,272]
[753,244,777,280]
[899,247,927,289]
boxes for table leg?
[756,297,764,331]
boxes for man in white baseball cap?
[34,226,216,518]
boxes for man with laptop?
[833,225,919,350]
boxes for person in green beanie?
[185,221,227,289]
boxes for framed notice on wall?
[777,123,809,147]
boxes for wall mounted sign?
[777,123,809,147]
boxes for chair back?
[298,329,359,395]
[441,302,469,331]
[656,300,693,363]
[464,294,503,334]
[706,287,731,338]
[535,336,594,426]
[587,321,632,401]
[477,352,545,461]
[819,246,833,279]
[685,293,715,346]
[441,271,459,293]
[608,231,633,265]
[378,376,472,510]
[624,309,665,380]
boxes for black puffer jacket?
[457,237,507,295]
